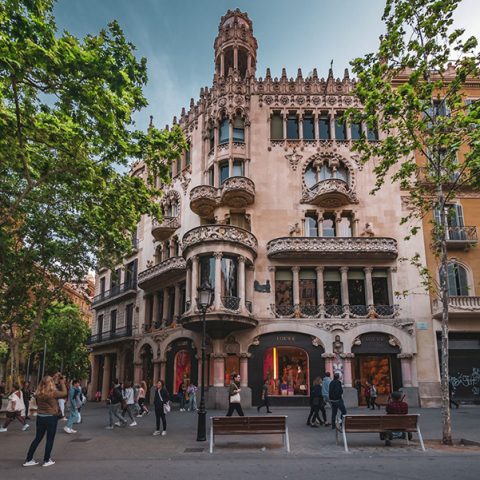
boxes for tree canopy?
[0,0,186,379]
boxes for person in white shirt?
[0,383,29,432]
[122,381,137,426]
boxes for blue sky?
[54,0,480,132]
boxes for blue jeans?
[26,415,58,462]
[187,394,197,411]
[331,399,347,427]
[108,404,126,427]
[67,407,79,429]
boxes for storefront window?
[174,350,191,395]
[275,270,293,306]
[356,355,392,402]
[224,355,240,386]
[200,256,215,290]
[263,347,309,396]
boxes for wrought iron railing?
[87,326,132,345]
[93,281,137,305]
[447,226,478,242]
[269,303,399,319]
[270,304,296,317]
[222,296,241,311]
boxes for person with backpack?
[106,380,127,430]
[64,379,82,434]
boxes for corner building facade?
[89,10,441,408]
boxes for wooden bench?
[336,414,426,452]
[210,416,290,453]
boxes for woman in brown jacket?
[23,376,67,467]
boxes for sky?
[53,0,480,133]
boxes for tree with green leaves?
[0,0,186,382]
[32,301,91,380]
[347,0,480,444]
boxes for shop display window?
[355,355,392,404]
[224,355,240,385]
[263,347,309,396]
[174,350,191,395]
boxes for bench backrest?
[212,416,287,434]
[343,414,419,432]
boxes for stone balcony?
[446,226,478,250]
[190,177,255,217]
[182,224,258,257]
[137,256,186,291]
[301,178,358,208]
[432,296,480,320]
[151,216,180,241]
[266,236,398,259]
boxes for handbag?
[163,402,171,414]
[230,392,241,403]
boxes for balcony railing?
[432,295,480,319]
[87,326,133,345]
[222,296,241,311]
[151,216,180,241]
[137,256,186,290]
[93,281,137,306]
[301,178,358,207]
[446,226,478,249]
[271,304,399,319]
[267,237,398,259]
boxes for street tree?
[0,0,187,381]
[346,0,480,444]
[32,301,91,380]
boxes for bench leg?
[342,423,349,453]
[210,425,214,454]
[284,427,291,453]
[417,427,426,452]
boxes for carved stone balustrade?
[432,296,480,320]
[301,178,358,207]
[151,216,180,241]
[189,185,218,218]
[182,225,258,257]
[220,176,255,208]
[266,237,398,259]
[137,256,186,291]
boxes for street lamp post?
[196,282,214,442]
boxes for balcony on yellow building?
[432,296,480,320]
[445,226,478,250]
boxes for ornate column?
[213,125,219,160]
[162,288,170,326]
[212,353,226,387]
[387,267,397,305]
[282,111,287,140]
[133,361,142,385]
[169,239,176,258]
[233,46,238,70]
[159,361,166,383]
[238,256,246,312]
[153,360,160,384]
[298,112,304,140]
[144,294,152,330]
[313,112,319,140]
[101,354,112,400]
[329,113,336,140]
[174,282,181,319]
[322,353,336,375]
[364,267,374,306]
[340,266,349,311]
[152,292,160,327]
[214,252,223,310]
[292,266,300,307]
[89,356,99,400]
[398,353,413,387]
[268,266,276,303]
[220,52,225,77]
[191,256,199,307]
[239,353,251,387]
[186,264,192,309]
[317,212,324,236]
[341,353,354,387]
[316,267,325,315]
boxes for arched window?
[233,115,245,142]
[174,350,191,395]
[304,159,349,187]
[219,117,229,144]
[446,262,469,296]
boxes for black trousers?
[307,405,327,424]
[226,402,244,416]
[155,406,167,431]
[257,397,271,412]
[26,415,58,462]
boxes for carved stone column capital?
[213,252,223,260]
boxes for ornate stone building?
[88,10,439,407]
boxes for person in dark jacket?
[22,382,32,419]
[257,379,272,414]
[307,377,329,427]
[106,381,127,429]
[153,380,170,436]
[329,372,347,429]
[226,373,244,416]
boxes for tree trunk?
[438,189,452,445]
[9,340,20,388]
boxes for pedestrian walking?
[64,380,81,434]
[321,372,331,407]
[363,381,372,409]
[449,382,459,409]
[23,375,67,467]
[369,382,380,409]
[257,378,272,414]
[53,373,67,421]
[22,382,32,419]
[106,381,127,430]
[136,380,149,417]
[186,381,197,412]
[152,380,170,436]
[122,381,137,425]
[329,372,347,429]
[226,373,244,416]
[0,383,29,432]
[178,380,187,411]
[307,377,329,427]
[95,390,101,402]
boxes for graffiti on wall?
[450,368,480,396]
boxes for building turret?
[214,9,258,79]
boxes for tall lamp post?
[196,282,214,442]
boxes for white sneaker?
[0,427,7,432]
[42,459,55,467]
[135,414,143,418]
[129,421,137,426]
[105,426,114,430]
[23,460,39,467]
[70,428,77,433]
[161,430,167,436]
[22,424,30,431]
[64,427,73,434]
[114,422,122,427]
[153,430,161,436]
